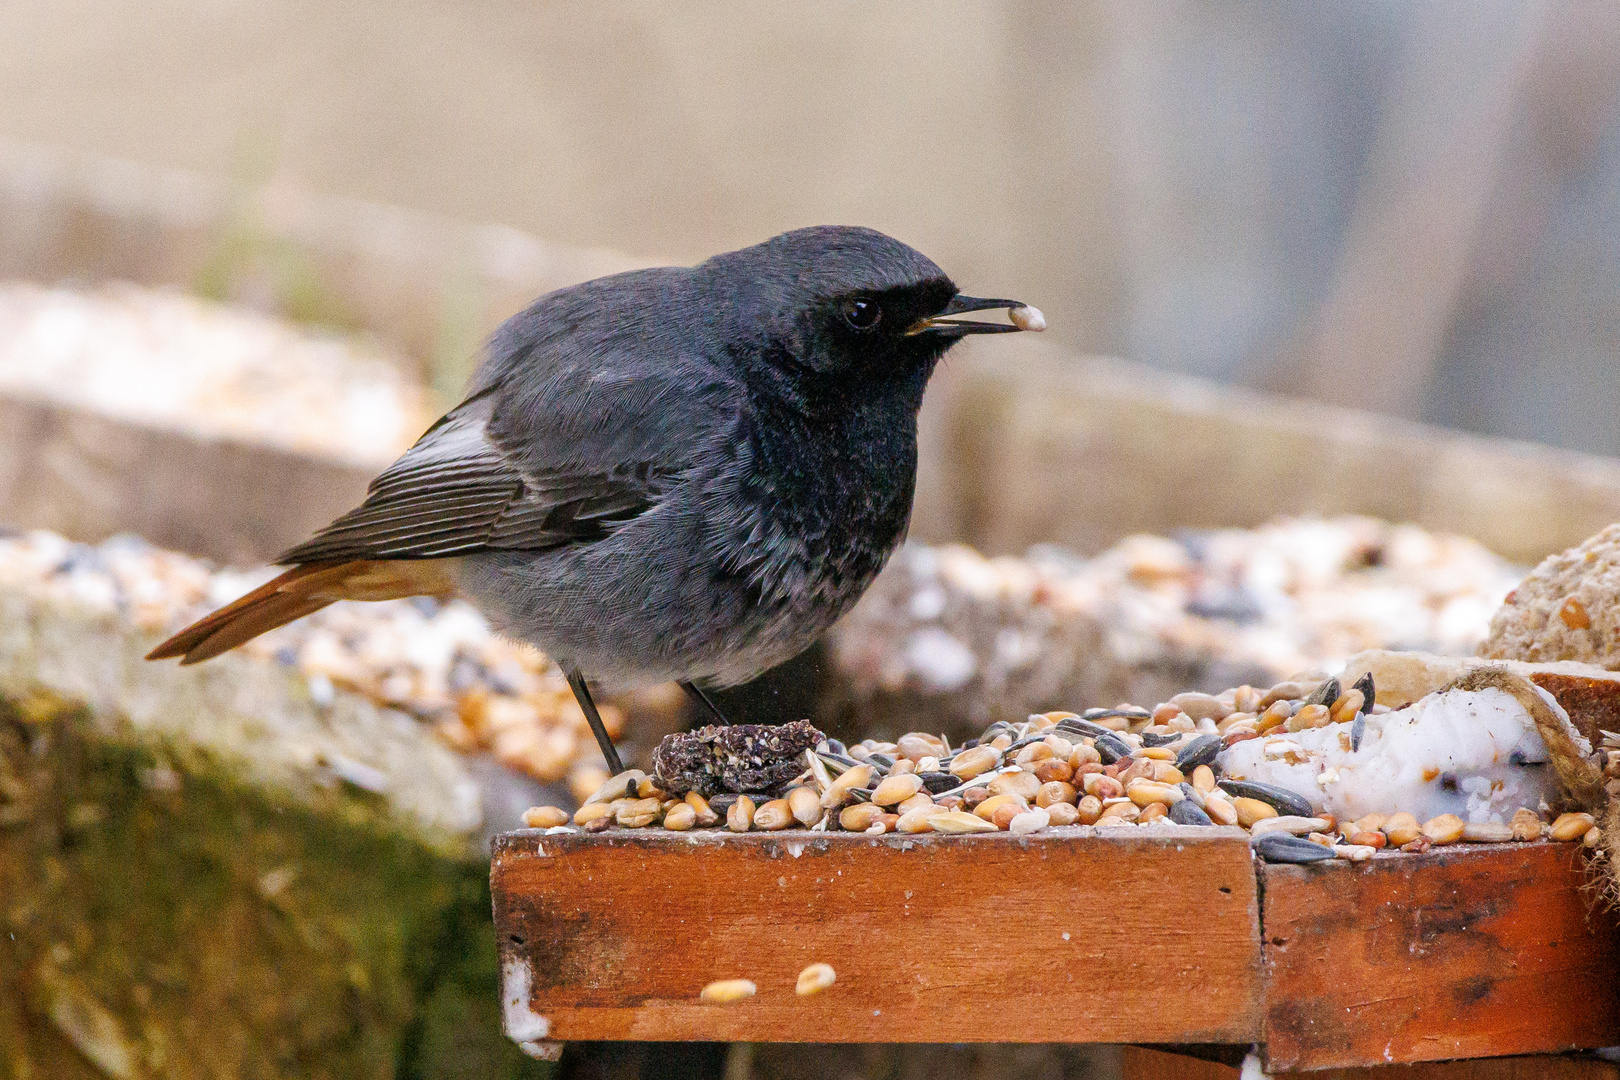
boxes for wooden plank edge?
[1259,842,1620,1072]
[492,826,1264,1044]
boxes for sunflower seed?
[1253,832,1337,864]
[1174,734,1221,772]
[1350,671,1375,709]
[1217,779,1313,818]
[1304,677,1341,708]
[1054,718,1114,740]
[1093,733,1133,764]
[1083,707,1151,721]
[1169,800,1213,826]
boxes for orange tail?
[145,559,457,665]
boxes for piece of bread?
[1481,522,1620,672]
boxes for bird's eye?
[839,298,881,331]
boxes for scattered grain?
[1009,807,1051,835]
[727,796,756,833]
[1381,812,1421,847]
[927,809,999,834]
[796,963,836,996]
[788,786,822,826]
[701,979,756,1003]
[521,806,569,829]
[821,764,875,809]
[1232,798,1277,827]
[1047,802,1081,827]
[949,745,1000,780]
[753,799,795,830]
[574,802,613,826]
[663,803,697,831]
[1421,813,1465,845]
[1551,812,1596,842]
[1510,807,1544,841]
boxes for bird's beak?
[907,294,1046,337]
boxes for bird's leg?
[679,680,731,726]
[565,668,625,775]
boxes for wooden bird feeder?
[491,825,1620,1076]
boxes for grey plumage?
[154,225,1041,764]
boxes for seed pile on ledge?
[0,530,676,797]
[527,671,1607,862]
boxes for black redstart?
[148,226,1044,773]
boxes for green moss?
[0,696,550,1080]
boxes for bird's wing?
[278,365,722,564]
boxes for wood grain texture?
[491,826,1263,1044]
[1528,672,1620,746]
[1260,843,1620,1072]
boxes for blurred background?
[5,0,1618,448]
[3,3,1620,1079]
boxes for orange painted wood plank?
[1260,843,1620,1072]
[491,826,1263,1044]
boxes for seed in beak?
[1009,304,1046,332]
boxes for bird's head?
[701,226,1043,401]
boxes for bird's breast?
[717,405,918,627]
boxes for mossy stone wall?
[0,695,549,1080]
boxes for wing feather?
[278,400,666,565]
[278,304,744,568]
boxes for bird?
[147,225,1044,775]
